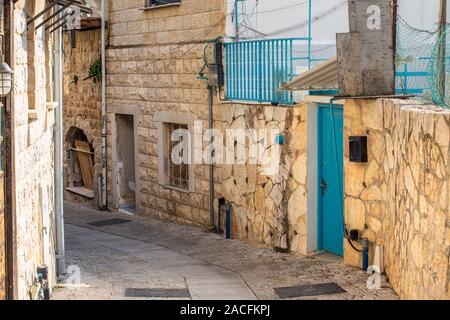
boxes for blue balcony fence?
[224,39,439,103]
[224,38,311,105]
[395,57,433,95]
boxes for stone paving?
[52,202,398,300]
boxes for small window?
[166,123,189,190]
[155,111,195,193]
[144,0,181,8]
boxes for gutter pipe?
[208,86,214,228]
[54,4,66,276]
[100,0,107,210]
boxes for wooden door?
[75,140,94,190]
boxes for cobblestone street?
[52,202,397,300]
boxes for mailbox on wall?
[349,136,368,163]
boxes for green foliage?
[88,58,102,84]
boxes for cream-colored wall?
[106,0,226,225]
[63,30,102,206]
[218,103,309,254]
[104,0,312,254]
[344,98,450,300]
[0,171,5,299]
[13,0,56,299]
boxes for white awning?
[283,57,338,91]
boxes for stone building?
[61,0,450,299]
[61,0,102,207]
[1,0,61,300]
[63,29,102,206]
[105,0,225,219]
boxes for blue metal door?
[318,104,344,256]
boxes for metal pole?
[100,0,107,210]
[208,86,215,228]
[4,0,18,300]
[235,0,239,40]
[437,0,447,102]
[308,0,312,69]
[54,4,66,276]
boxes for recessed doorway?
[115,114,137,214]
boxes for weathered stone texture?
[0,171,5,299]
[219,104,309,255]
[63,30,102,206]
[13,0,57,299]
[344,98,450,299]
[105,0,225,226]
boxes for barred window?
[166,123,189,190]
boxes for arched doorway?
[65,127,95,199]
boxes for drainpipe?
[54,4,66,276]
[4,0,17,299]
[100,0,107,210]
[208,86,215,228]
[329,97,345,236]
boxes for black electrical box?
[206,42,224,87]
[349,136,368,163]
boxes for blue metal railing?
[395,57,432,95]
[225,38,310,105]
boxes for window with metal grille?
[144,0,181,8]
[166,123,189,190]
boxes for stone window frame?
[155,111,195,193]
[141,0,182,10]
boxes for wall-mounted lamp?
[0,56,13,97]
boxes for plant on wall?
[86,58,102,84]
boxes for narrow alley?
[52,202,397,300]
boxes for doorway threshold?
[119,204,136,215]
[66,187,94,199]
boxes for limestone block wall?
[63,30,102,206]
[217,103,309,254]
[344,98,450,299]
[0,172,5,299]
[13,0,56,299]
[105,0,225,225]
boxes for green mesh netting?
[428,25,450,108]
[395,17,439,103]
[395,17,450,109]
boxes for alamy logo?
[170,122,282,176]
[366,5,382,30]
[366,265,382,290]
[65,265,81,285]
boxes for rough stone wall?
[344,98,450,299]
[13,0,56,299]
[63,30,102,206]
[106,0,225,225]
[104,0,310,253]
[218,104,309,254]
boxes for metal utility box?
[208,64,224,87]
[349,136,368,163]
[206,42,223,65]
[206,42,224,87]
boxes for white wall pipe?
[100,0,107,210]
[54,4,66,276]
